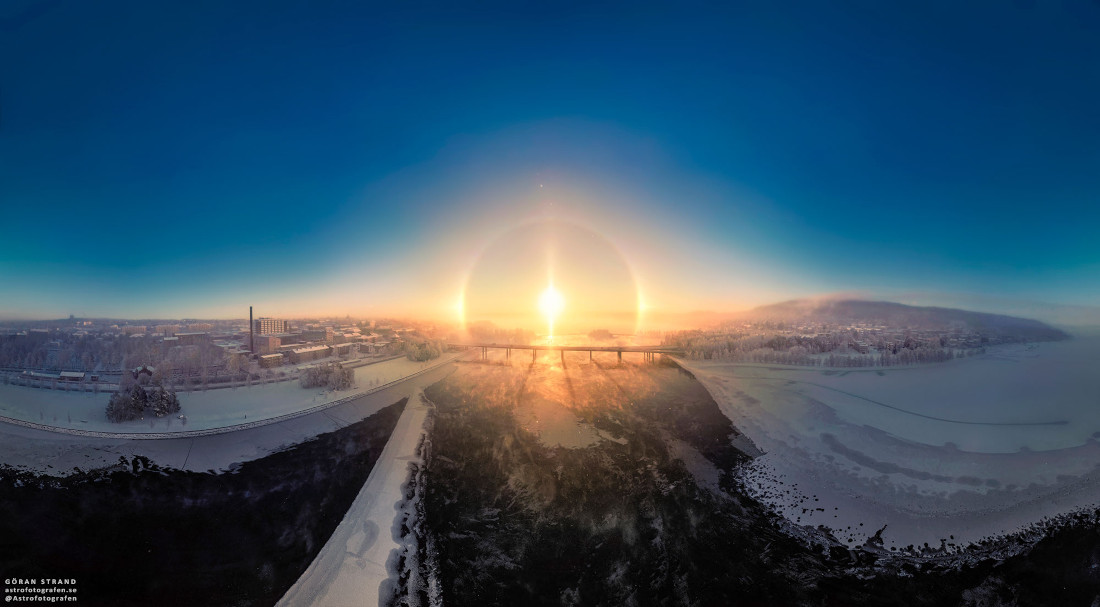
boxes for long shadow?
[591,360,632,402]
[560,360,579,407]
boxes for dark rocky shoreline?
[0,399,406,606]
[415,361,1100,606]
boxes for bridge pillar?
[507,348,510,360]
[589,350,592,362]
[617,350,622,363]
[560,350,565,366]
[532,349,536,363]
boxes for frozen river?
[679,336,1100,549]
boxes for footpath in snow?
[278,389,433,607]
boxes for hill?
[744,299,1070,342]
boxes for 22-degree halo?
[459,219,642,337]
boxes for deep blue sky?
[2,1,1099,320]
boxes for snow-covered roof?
[291,345,331,354]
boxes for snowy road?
[277,389,433,607]
[0,361,457,475]
[0,354,463,436]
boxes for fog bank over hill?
[652,298,1071,341]
[740,299,1070,341]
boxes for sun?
[538,283,565,339]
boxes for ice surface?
[679,337,1100,549]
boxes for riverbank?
[0,353,464,436]
[0,401,407,607]
[0,361,459,478]
[278,389,434,607]
[675,336,1100,549]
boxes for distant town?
[0,307,443,392]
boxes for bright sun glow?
[538,283,565,339]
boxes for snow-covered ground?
[678,336,1100,550]
[278,389,434,607]
[0,363,458,476]
[0,354,462,434]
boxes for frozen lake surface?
[680,336,1100,549]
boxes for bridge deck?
[448,343,681,353]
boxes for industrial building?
[301,327,335,343]
[253,334,281,354]
[287,345,332,363]
[332,342,356,357]
[259,353,284,368]
[255,318,290,335]
[176,332,210,346]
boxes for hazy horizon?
[4,292,1099,334]
[3,3,1098,331]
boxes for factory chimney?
[249,306,254,357]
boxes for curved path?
[0,362,458,475]
[0,357,458,440]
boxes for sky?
[2,1,1099,327]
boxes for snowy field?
[678,336,1100,549]
[0,363,458,477]
[0,354,463,434]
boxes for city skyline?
[3,2,1099,325]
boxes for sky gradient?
[2,1,1099,325]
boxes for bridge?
[447,343,684,364]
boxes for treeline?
[664,331,955,357]
[0,332,100,370]
[299,362,353,390]
[705,347,981,367]
[664,330,985,367]
[0,332,226,375]
[106,383,181,422]
[404,339,445,362]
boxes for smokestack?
[249,306,254,357]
